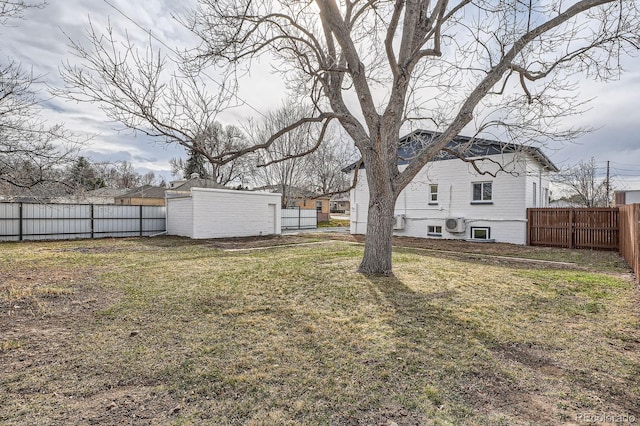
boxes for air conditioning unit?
[445,217,465,233]
[393,214,406,230]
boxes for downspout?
[538,168,543,207]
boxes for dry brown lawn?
[1,235,638,425]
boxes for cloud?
[2,0,639,188]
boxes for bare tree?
[248,103,332,207]
[187,0,639,274]
[169,122,254,186]
[1,1,79,192]
[0,0,42,24]
[193,122,254,186]
[553,158,610,207]
[56,21,246,180]
[307,135,356,195]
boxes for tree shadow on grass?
[359,274,529,423]
[360,274,640,424]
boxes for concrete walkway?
[282,226,349,235]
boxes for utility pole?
[605,160,610,207]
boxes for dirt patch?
[306,233,632,274]
[0,266,136,425]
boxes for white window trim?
[471,226,491,240]
[471,181,493,204]
[429,184,438,204]
[427,225,442,237]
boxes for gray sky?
[2,0,639,190]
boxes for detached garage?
[166,188,282,239]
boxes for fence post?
[635,204,640,280]
[526,208,531,246]
[568,208,574,249]
[139,205,143,236]
[90,204,95,239]
[18,202,23,241]
[298,208,301,230]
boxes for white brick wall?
[350,152,554,245]
[166,197,193,237]
[167,188,282,239]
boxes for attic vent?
[445,217,465,233]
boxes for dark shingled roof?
[343,129,559,172]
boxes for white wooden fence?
[281,208,317,230]
[0,202,166,241]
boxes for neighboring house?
[256,184,331,220]
[114,185,167,206]
[292,194,330,214]
[614,190,640,206]
[347,130,558,245]
[330,194,350,213]
[69,188,131,204]
[278,188,331,222]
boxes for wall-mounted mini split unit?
[393,214,406,230]
[445,217,465,233]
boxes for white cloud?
[1,0,639,187]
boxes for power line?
[100,0,267,119]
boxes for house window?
[427,225,442,236]
[471,227,490,240]
[543,188,549,207]
[315,201,323,212]
[429,184,438,204]
[533,182,537,207]
[472,182,492,203]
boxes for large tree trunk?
[358,190,396,275]
[357,144,398,275]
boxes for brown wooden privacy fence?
[528,206,640,283]
[618,204,640,283]
[527,208,619,250]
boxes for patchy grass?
[318,218,350,228]
[1,236,639,425]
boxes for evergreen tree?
[183,149,209,179]
[69,157,104,190]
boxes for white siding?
[166,197,194,237]
[167,188,282,239]
[350,152,555,245]
[624,190,640,204]
[523,161,552,209]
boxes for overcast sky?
[2,0,639,190]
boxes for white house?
[348,130,559,245]
[614,190,640,206]
[166,188,282,239]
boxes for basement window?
[427,225,443,237]
[470,227,491,240]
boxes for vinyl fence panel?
[281,208,317,229]
[0,202,166,241]
[0,203,21,241]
